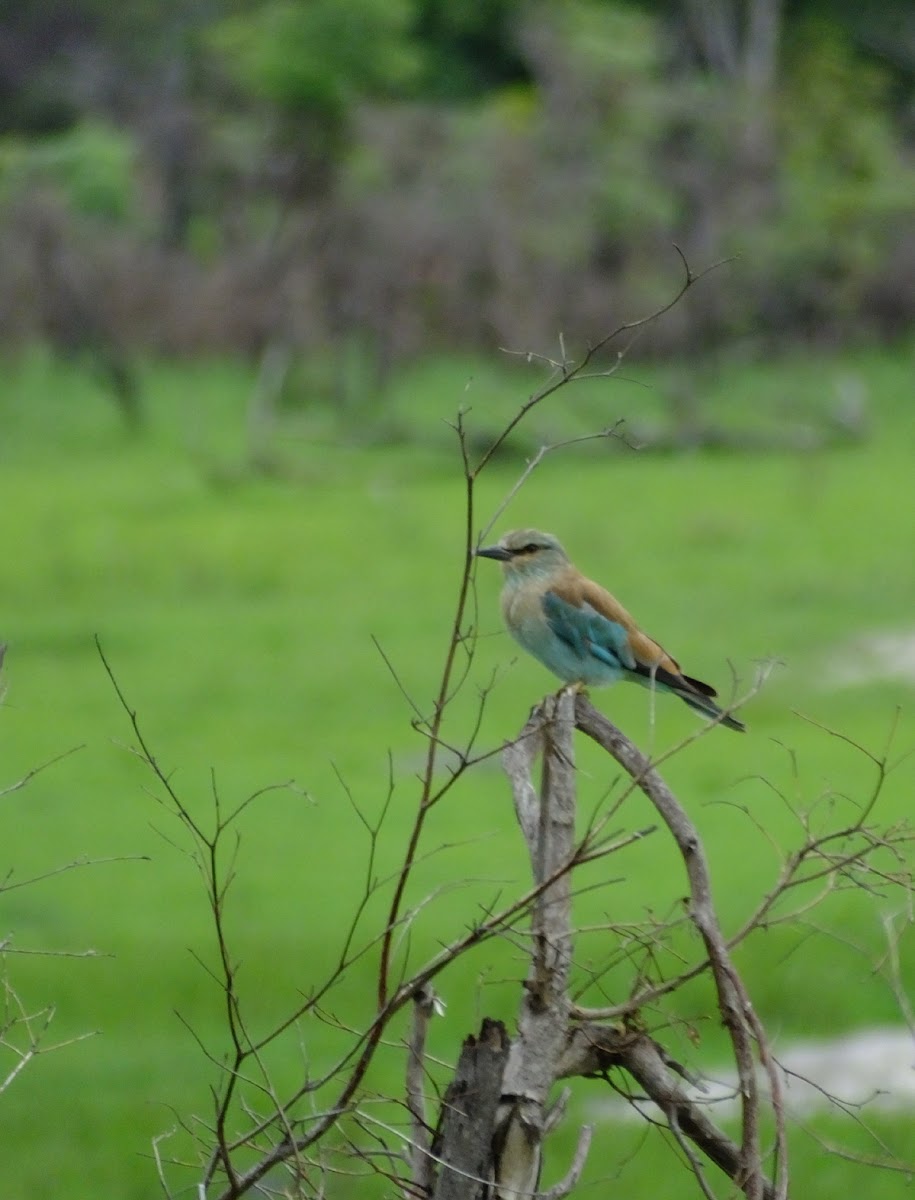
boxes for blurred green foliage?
[211,0,420,119]
[0,0,913,359]
[757,21,915,320]
[0,119,136,221]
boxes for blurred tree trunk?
[28,198,142,432]
[681,0,782,88]
[681,0,783,216]
[149,54,196,251]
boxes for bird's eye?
[522,543,541,554]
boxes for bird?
[476,528,745,732]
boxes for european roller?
[477,529,745,732]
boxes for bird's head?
[476,529,569,579]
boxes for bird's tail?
[636,665,746,733]
[676,687,746,733]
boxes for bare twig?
[482,249,732,474]
[0,745,85,799]
[479,423,630,544]
[540,1124,593,1200]
[0,986,97,1096]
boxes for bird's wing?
[542,582,635,671]
[573,575,719,699]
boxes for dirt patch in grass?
[829,631,915,687]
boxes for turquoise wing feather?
[542,590,636,672]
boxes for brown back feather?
[578,575,681,673]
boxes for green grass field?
[2,342,914,1198]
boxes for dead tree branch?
[428,686,786,1200]
[496,689,581,1196]
[407,983,441,1196]
[573,695,786,1199]
[558,1023,776,1200]
[431,1019,511,1200]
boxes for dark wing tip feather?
[680,673,746,731]
[681,673,718,698]
[678,690,746,732]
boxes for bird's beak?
[476,544,512,562]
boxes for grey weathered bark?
[430,1019,511,1200]
[407,984,440,1197]
[495,690,579,1198]
[425,691,584,1198]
